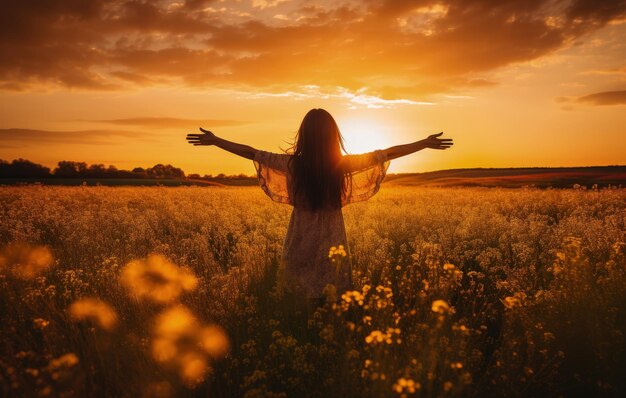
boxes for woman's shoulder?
[254,150,292,172]
[341,150,387,173]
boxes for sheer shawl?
[253,149,390,207]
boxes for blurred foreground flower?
[0,242,54,279]
[69,298,118,331]
[120,254,198,304]
[152,306,229,387]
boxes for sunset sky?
[0,0,625,175]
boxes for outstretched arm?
[382,132,453,161]
[186,128,257,160]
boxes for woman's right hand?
[186,128,218,146]
[423,132,453,150]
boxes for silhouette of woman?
[187,108,452,304]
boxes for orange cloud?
[0,128,154,145]
[1,0,625,99]
[577,90,626,105]
[97,117,247,129]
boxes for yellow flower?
[328,244,347,260]
[0,242,54,279]
[199,325,230,359]
[365,328,401,345]
[450,362,463,369]
[453,324,470,335]
[178,352,209,387]
[120,254,198,304]
[48,353,79,370]
[152,306,229,387]
[502,292,526,309]
[69,298,118,331]
[443,263,456,271]
[431,299,450,314]
[341,290,365,307]
[393,377,420,395]
[33,318,50,329]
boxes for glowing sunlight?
[339,117,392,155]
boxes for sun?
[338,117,391,155]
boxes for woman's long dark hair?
[288,109,348,210]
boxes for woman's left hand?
[186,128,218,146]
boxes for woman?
[186,109,453,304]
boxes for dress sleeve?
[342,150,390,206]
[253,150,293,205]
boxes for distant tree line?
[187,173,252,180]
[0,159,253,180]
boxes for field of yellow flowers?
[1,185,625,397]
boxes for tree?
[54,161,88,178]
[0,159,52,178]
[87,164,106,178]
[132,167,147,178]
[146,164,185,179]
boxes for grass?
[0,185,625,397]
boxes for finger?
[199,128,212,134]
[433,132,443,137]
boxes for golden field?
[1,186,625,398]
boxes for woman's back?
[253,149,390,298]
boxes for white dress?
[253,150,390,299]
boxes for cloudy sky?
[0,0,625,175]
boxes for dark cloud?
[0,0,625,98]
[577,90,626,105]
[96,117,247,128]
[0,128,153,145]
